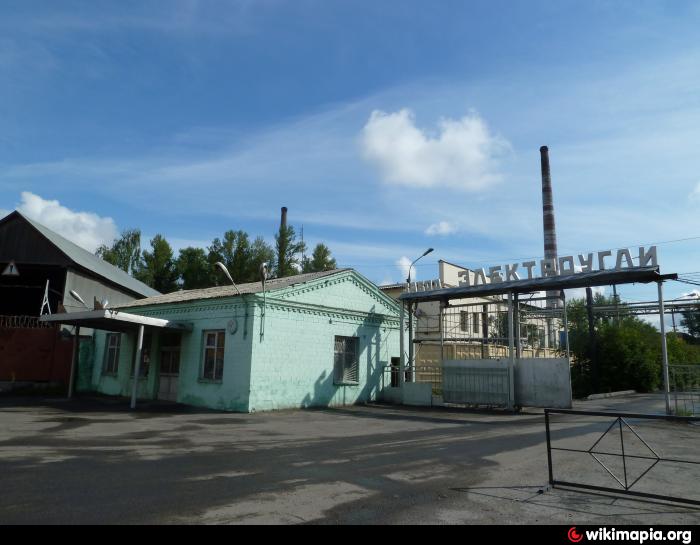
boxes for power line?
[342,235,700,269]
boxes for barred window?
[201,330,225,381]
[103,333,121,375]
[473,312,480,334]
[334,336,359,384]
[460,311,469,332]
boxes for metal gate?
[545,408,700,505]
[442,359,511,407]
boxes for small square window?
[334,336,359,384]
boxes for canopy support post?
[131,324,145,410]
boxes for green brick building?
[83,269,401,412]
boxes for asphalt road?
[0,394,698,524]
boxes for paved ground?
[0,393,699,525]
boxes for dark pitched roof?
[121,269,351,308]
[0,211,160,298]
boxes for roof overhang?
[39,309,193,333]
[399,266,677,304]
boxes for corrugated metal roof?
[399,266,675,303]
[379,282,405,290]
[14,212,160,298]
[121,268,351,308]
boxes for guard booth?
[398,266,677,411]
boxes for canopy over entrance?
[40,309,192,333]
[40,310,192,409]
[399,266,677,303]
[396,265,680,414]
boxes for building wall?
[88,272,401,412]
[91,299,254,411]
[247,299,400,412]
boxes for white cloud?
[360,108,509,190]
[15,192,118,252]
[425,221,457,236]
[690,182,700,202]
[396,256,412,281]
[566,286,606,300]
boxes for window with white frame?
[472,312,480,335]
[201,330,225,381]
[103,333,121,375]
[334,336,359,384]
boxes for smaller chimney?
[280,206,288,230]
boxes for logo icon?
[568,527,583,543]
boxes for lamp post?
[405,248,434,384]
[66,290,90,400]
[69,290,90,310]
[215,262,242,295]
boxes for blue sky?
[1,0,699,306]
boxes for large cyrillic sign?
[458,246,657,287]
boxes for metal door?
[158,347,180,402]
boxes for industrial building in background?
[0,211,158,388]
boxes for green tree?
[302,243,337,273]
[95,228,142,274]
[564,294,697,397]
[274,224,306,278]
[136,235,179,293]
[176,247,211,290]
[208,230,258,284]
[247,236,275,282]
[681,304,700,339]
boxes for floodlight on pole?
[214,262,241,295]
[69,290,90,310]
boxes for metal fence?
[545,408,700,505]
[0,315,54,329]
[435,296,566,357]
[669,365,700,416]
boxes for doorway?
[158,334,181,402]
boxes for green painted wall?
[91,299,254,411]
[247,272,401,411]
[89,270,400,412]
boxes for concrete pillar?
[507,292,515,409]
[131,325,145,410]
[67,326,81,399]
[399,301,405,389]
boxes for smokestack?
[280,206,288,230]
[540,146,558,263]
[540,146,561,309]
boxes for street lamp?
[69,290,90,310]
[405,248,434,385]
[406,248,434,284]
[214,262,242,295]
